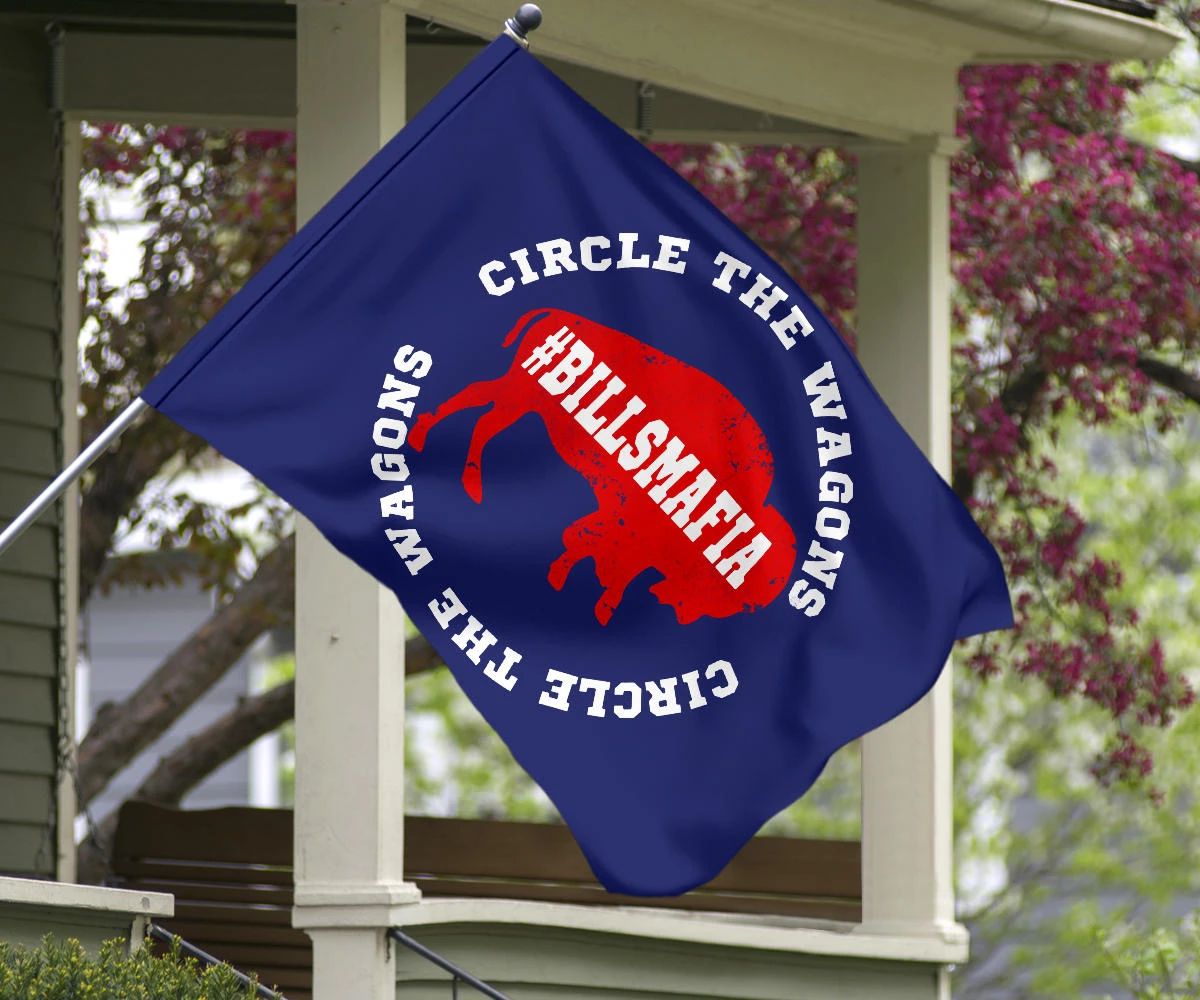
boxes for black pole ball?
[513,3,543,35]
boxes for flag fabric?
[142,36,1011,896]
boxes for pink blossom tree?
[656,48,1200,786]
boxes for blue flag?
[142,37,1011,896]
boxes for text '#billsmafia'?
[411,308,797,626]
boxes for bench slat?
[156,920,310,948]
[172,901,292,926]
[193,943,312,967]
[121,878,293,907]
[114,803,293,866]
[411,875,862,921]
[114,860,293,886]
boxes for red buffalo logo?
[410,308,796,625]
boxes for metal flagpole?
[0,4,543,564]
[0,397,148,558]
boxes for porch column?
[291,4,419,1000]
[58,111,82,884]
[855,140,965,957]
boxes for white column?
[58,118,81,883]
[856,139,965,945]
[291,5,419,999]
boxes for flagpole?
[0,397,149,558]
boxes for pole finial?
[503,4,543,48]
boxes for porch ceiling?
[6,0,1183,142]
[402,0,1180,141]
[1,0,1181,61]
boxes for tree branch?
[140,681,295,805]
[104,631,435,808]
[77,533,296,807]
[1137,354,1200,406]
[953,362,1047,501]
[86,631,438,812]
[79,416,205,607]
[93,629,438,815]
[952,351,1200,503]
[405,632,438,675]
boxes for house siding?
[0,24,63,878]
[395,925,943,1000]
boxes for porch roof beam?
[55,28,859,146]
[893,0,1183,62]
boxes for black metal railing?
[149,921,512,999]
[148,923,284,1000]
[389,927,513,999]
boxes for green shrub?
[0,935,261,1000]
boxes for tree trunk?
[139,680,296,804]
[76,634,441,882]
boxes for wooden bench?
[109,802,861,999]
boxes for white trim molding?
[394,897,969,965]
